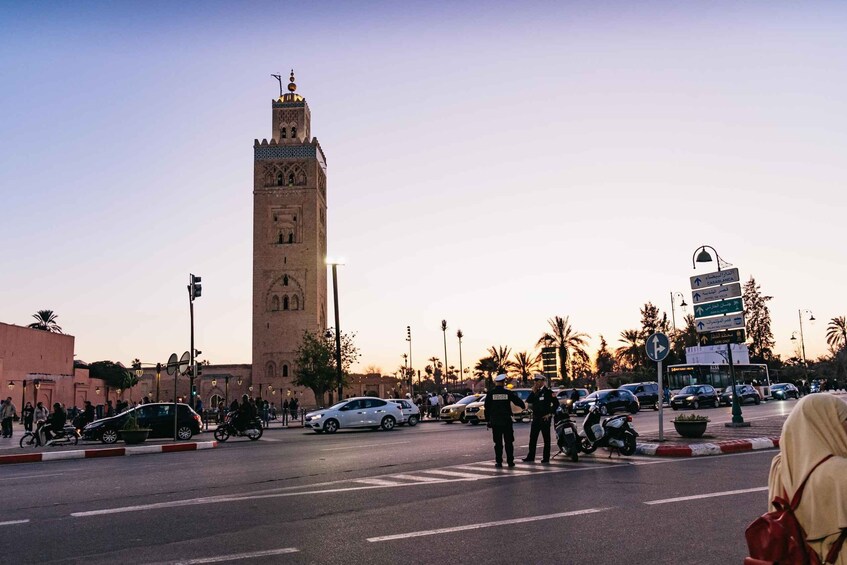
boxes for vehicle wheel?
[177,426,194,441]
[621,433,637,456]
[470,419,479,425]
[713,399,721,408]
[653,403,659,411]
[581,438,597,454]
[629,404,639,414]
[408,416,419,427]
[323,419,339,434]
[754,397,760,405]
[69,434,78,446]
[101,429,119,444]
[693,401,700,410]
[570,448,579,463]
[381,416,396,431]
[672,406,678,411]
[213,427,230,442]
[600,405,609,416]
[19,433,38,448]
[246,426,263,441]
[459,415,466,423]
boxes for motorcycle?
[553,405,580,462]
[579,403,638,456]
[19,421,81,448]
[213,413,263,442]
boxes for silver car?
[389,398,420,426]
[305,397,404,434]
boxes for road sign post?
[645,333,670,441]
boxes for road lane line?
[0,520,30,526]
[0,472,63,481]
[390,474,447,483]
[366,508,610,542]
[142,547,299,564]
[355,478,407,486]
[418,469,494,479]
[644,486,768,505]
[320,441,410,451]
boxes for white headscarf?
[768,394,847,540]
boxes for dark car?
[770,383,799,400]
[670,385,720,410]
[82,403,202,444]
[619,382,660,410]
[720,384,761,406]
[556,388,589,411]
[572,389,640,416]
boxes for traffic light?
[190,274,202,300]
[191,385,197,397]
[406,326,411,341]
[196,363,203,377]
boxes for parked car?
[770,383,800,400]
[720,384,761,406]
[670,385,721,410]
[388,399,420,426]
[572,389,640,416]
[619,382,660,410]
[556,388,589,411]
[304,397,404,434]
[810,380,822,393]
[440,394,484,422]
[470,388,533,424]
[82,402,202,444]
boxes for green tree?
[743,277,775,363]
[427,356,443,388]
[640,302,670,337]
[28,309,63,333]
[292,329,360,406]
[615,329,642,371]
[474,356,498,389]
[595,335,615,375]
[512,351,539,386]
[670,314,698,364]
[536,316,590,385]
[89,361,137,391]
[487,345,513,375]
[826,316,847,351]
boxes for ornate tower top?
[288,70,297,92]
[274,69,304,104]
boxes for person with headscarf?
[768,394,847,563]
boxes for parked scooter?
[19,421,81,448]
[579,403,638,456]
[553,404,580,462]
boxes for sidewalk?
[636,414,785,457]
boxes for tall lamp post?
[441,320,448,391]
[792,309,815,381]
[457,329,464,393]
[692,244,746,426]
[327,259,344,402]
[406,326,413,395]
[670,292,688,331]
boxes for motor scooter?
[19,421,80,448]
[552,404,580,462]
[579,403,638,456]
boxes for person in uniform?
[484,374,526,467]
[523,373,558,463]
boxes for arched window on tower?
[291,295,299,310]
[276,173,284,186]
[291,126,297,138]
[266,362,276,379]
[288,233,294,244]
[283,275,289,286]
[271,295,279,311]
[281,127,287,139]
[283,296,289,310]
[282,364,289,378]
[278,233,284,244]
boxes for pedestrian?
[290,397,298,421]
[106,400,115,417]
[34,401,49,424]
[570,388,580,413]
[484,374,526,468]
[1,397,17,438]
[523,374,558,463]
[767,394,847,563]
[22,401,34,432]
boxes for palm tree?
[474,356,498,389]
[28,310,63,333]
[428,356,443,388]
[487,345,513,375]
[536,316,590,384]
[615,329,642,371]
[512,351,539,386]
[826,316,847,351]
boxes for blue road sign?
[645,332,670,362]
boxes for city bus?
[666,363,771,393]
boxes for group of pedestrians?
[413,391,457,420]
[1,397,18,437]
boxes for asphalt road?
[0,402,791,564]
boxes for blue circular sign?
[645,332,670,362]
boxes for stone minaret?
[252,71,327,403]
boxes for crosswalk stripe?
[452,466,535,475]
[419,469,492,479]
[390,474,448,483]
[355,478,406,487]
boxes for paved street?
[0,401,802,564]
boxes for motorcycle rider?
[484,374,526,468]
[40,403,67,442]
[234,395,257,432]
[523,373,558,463]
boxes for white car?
[305,397,404,434]
[389,399,420,426]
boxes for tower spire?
[288,69,297,93]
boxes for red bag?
[745,454,846,565]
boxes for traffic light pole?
[189,291,195,410]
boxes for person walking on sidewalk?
[1,397,17,438]
[768,394,847,564]
[484,374,525,468]
[523,374,558,463]
[22,402,34,432]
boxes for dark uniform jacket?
[527,386,557,421]
[484,385,526,427]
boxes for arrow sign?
[698,329,746,346]
[694,297,744,319]
[645,332,670,362]
[695,314,745,333]
[689,268,740,290]
[691,283,742,305]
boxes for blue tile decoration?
[255,145,317,160]
[273,101,305,108]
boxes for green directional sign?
[694,297,744,319]
[697,329,746,347]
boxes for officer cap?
[532,373,546,381]
[494,373,507,382]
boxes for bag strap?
[789,454,834,509]
[824,529,847,565]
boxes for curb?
[636,437,780,457]
[0,441,218,466]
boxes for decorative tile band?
[255,145,317,160]
[273,101,306,108]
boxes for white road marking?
[366,508,610,542]
[0,472,63,481]
[452,465,535,475]
[418,469,493,479]
[390,474,447,483]
[0,520,30,526]
[320,441,410,451]
[355,478,406,486]
[143,547,299,564]
[644,486,768,505]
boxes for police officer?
[484,374,526,467]
[523,373,558,463]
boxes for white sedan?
[305,397,404,434]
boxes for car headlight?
[686,396,696,401]
[311,414,322,420]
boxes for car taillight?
[194,414,201,424]
[627,416,633,422]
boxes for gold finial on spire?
[288,69,297,93]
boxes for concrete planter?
[673,420,708,438]
[121,429,151,445]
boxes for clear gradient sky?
[1,1,845,376]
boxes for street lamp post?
[406,326,413,396]
[441,320,448,391]
[327,259,344,402]
[792,309,815,380]
[457,329,464,393]
[669,292,688,330]
[692,244,746,426]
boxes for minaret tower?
[252,71,327,401]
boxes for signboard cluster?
[689,267,746,346]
